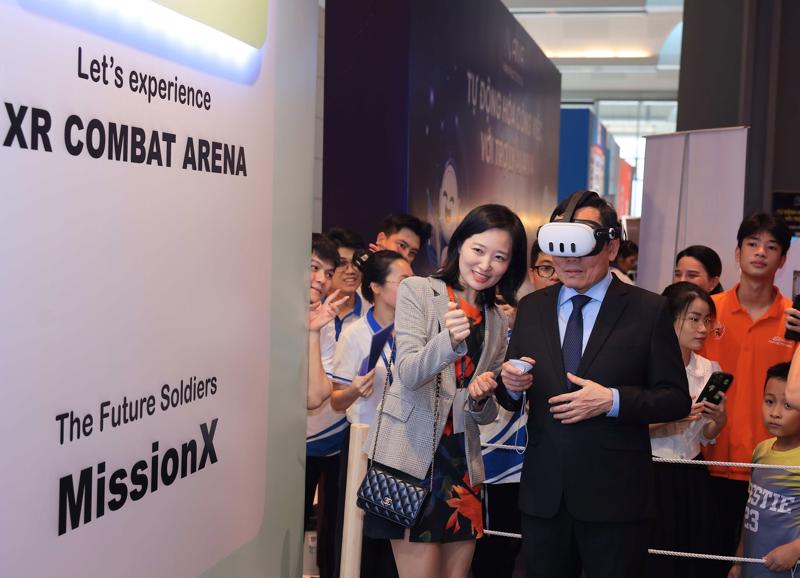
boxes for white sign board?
[0,1,274,576]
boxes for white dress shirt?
[650,351,719,459]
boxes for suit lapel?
[428,277,451,331]
[428,277,457,396]
[541,284,569,390]
[577,278,629,375]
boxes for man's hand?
[764,541,800,572]
[548,373,613,424]
[444,301,470,349]
[309,289,347,331]
[368,242,383,253]
[352,368,376,399]
[468,371,498,401]
[785,306,800,334]
[500,356,535,393]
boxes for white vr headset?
[537,191,622,257]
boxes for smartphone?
[785,295,800,341]
[695,371,734,405]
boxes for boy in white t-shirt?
[305,233,348,578]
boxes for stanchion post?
[339,423,369,578]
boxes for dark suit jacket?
[496,277,691,523]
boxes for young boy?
[703,213,796,567]
[729,362,800,578]
[306,233,349,578]
[307,233,345,409]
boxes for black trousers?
[472,483,522,578]
[521,500,649,578]
[304,454,340,578]
[707,476,749,578]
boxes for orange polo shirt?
[701,285,796,480]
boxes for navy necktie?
[562,294,592,380]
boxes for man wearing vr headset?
[495,190,691,578]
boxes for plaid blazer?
[364,276,508,483]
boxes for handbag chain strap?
[369,343,439,493]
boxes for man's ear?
[376,232,387,246]
[607,238,621,262]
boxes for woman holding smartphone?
[363,204,528,578]
[649,281,729,578]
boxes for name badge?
[453,389,467,434]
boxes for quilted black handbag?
[356,353,441,528]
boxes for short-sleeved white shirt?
[331,308,394,427]
[306,320,348,456]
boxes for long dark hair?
[434,204,528,307]
[675,245,723,294]
[353,250,405,303]
[661,281,717,321]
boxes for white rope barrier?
[483,529,523,539]
[652,456,800,470]
[483,442,800,470]
[646,549,764,564]
[480,442,800,566]
[482,442,527,451]
[482,531,767,565]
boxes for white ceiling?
[506,0,682,99]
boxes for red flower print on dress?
[445,474,484,538]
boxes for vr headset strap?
[561,190,598,222]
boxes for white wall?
[638,127,748,294]
[202,0,318,576]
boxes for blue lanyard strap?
[367,307,395,375]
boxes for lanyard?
[446,287,486,388]
[366,307,395,378]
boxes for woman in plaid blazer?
[363,204,529,578]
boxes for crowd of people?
[304,191,800,578]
